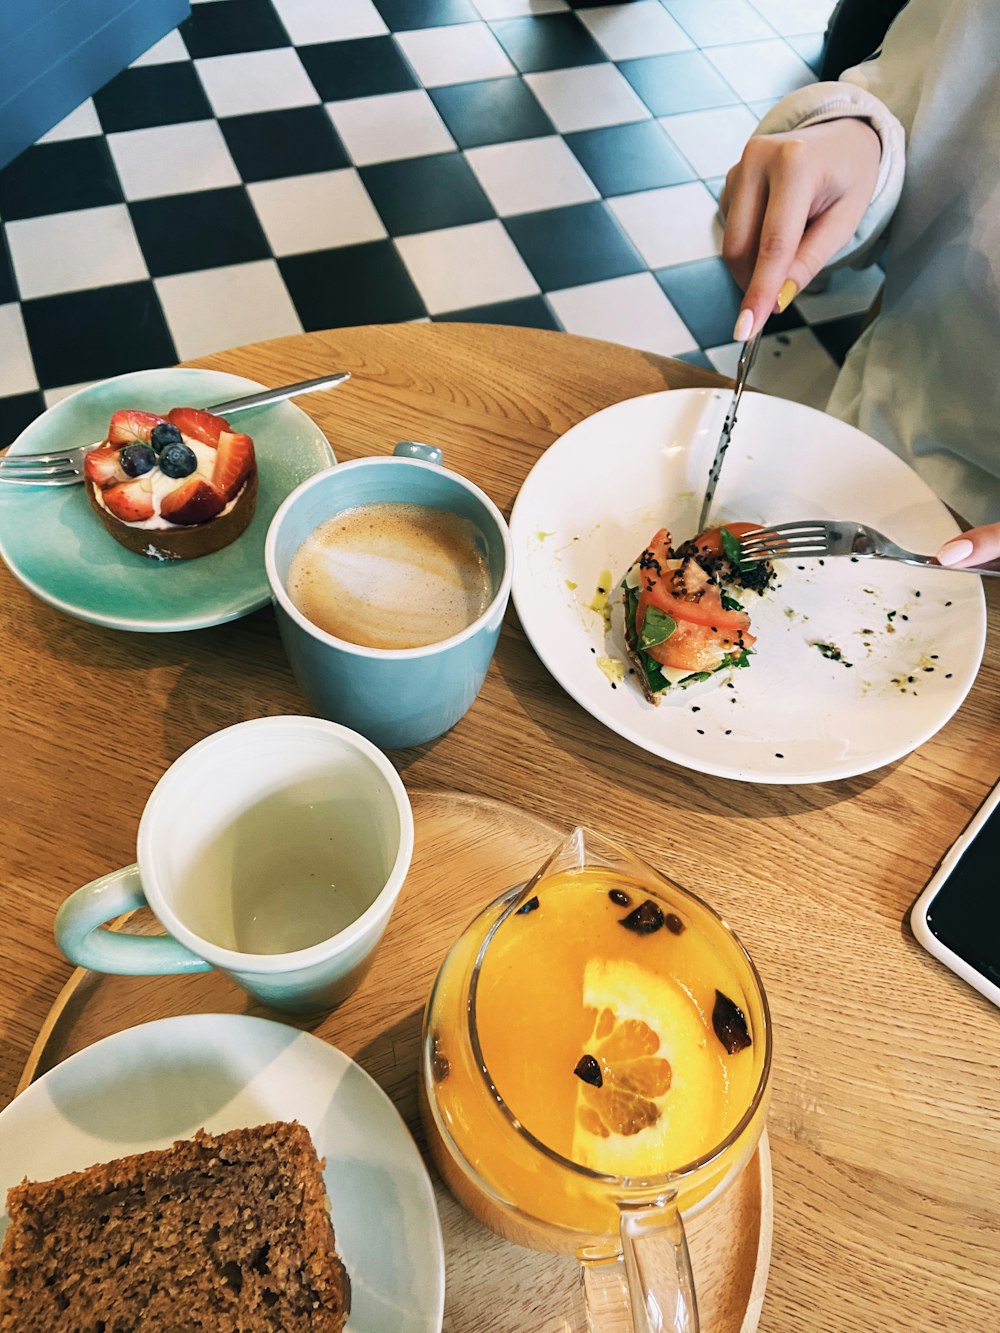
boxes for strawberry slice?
[84,445,127,489]
[212,431,254,500]
[160,475,226,526]
[102,478,155,522]
[108,410,167,446]
[167,406,231,448]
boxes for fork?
[0,371,350,486]
[738,519,1000,577]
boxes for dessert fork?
[0,371,350,486]
[738,519,1000,576]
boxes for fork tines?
[0,456,83,485]
[738,521,830,562]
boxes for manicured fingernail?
[775,279,798,312]
[732,308,754,342]
[936,538,974,566]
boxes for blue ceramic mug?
[264,445,513,750]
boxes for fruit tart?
[621,522,774,703]
[83,407,257,561]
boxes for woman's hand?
[937,524,1000,568]
[721,118,882,340]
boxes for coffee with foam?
[287,502,494,650]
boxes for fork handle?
[880,552,1000,577]
[207,371,351,416]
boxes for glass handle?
[579,1201,699,1333]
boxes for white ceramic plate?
[0,1014,445,1332]
[0,367,337,632]
[510,388,986,784]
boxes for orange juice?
[421,864,770,1254]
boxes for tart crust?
[85,467,258,562]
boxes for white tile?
[576,2,695,60]
[395,220,538,314]
[108,121,240,201]
[524,65,650,134]
[705,40,815,102]
[6,205,148,301]
[465,136,598,215]
[472,0,567,15]
[665,0,776,46]
[548,273,697,357]
[792,264,884,324]
[327,91,455,166]
[609,181,721,268]
[130,28,188,66]
[44,381,99,409]
[394,24,515,87]
[707,327,839,411]
[749,0,835,38]
[156,259,303,361]
[746,97,782,119]
[195,49,320,118]
[37,99,102,143]
[248,169,386,256]
[659,105,758,179]
[271,0,387,44]
[0,305,38,396]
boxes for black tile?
[300,36,416,101]
[374,0,478,28]
[0,232,19,304]
[93,62,214,133]
[220,106,350,182]
[810,311,866,365]
[489,14,606,72]
[565,121,696,197]
[0,391,45,449]
[129,187,271,277]
[280,241,426,329]
[430,78,554,149]
[654,257,744,349]
[619,51,740,117]
[180,0,290,58]
[0,139,123,222]
[21,283,176,389]
[504,203,643,290]
[361,153,493,236]
[433,295,559,330]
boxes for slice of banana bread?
[0,1120,350,1332]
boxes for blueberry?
[159,441,197,478]
[150,422,183,453]
[118,443,156,477]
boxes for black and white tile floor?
[0,0,884,448]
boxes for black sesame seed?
[664,913,684,935]
[609,889,631,907]
[516,896,539,915]
[619,900,665,935]
[574,1054,603,1087]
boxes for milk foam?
[288,502,494,649]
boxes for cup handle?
[54,864,213,976]
[579,1200,699,1333]
[393,440,443,465]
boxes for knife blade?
[697,331,761,534]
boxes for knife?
[697,332,761,534]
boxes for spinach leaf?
[639,606,676,650]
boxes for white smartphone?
[910,777,1000,1009]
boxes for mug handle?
[580,1199,699,1333]
[393,441,443,465]
[54,865,212,975]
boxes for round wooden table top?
[1,322,998,1333]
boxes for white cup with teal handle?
[54,716,414,1014]
[264,443,513,750]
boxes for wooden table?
[1,323,998,1331]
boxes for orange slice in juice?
[571,959,726,1177]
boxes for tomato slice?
[646,620,755,672]
[634,524,752,633]
[683,522,759,560]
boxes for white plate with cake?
[510,387,987,784]
[0,1013,445,1331]
[0,367,336,633]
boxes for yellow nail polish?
[775,279,798,313]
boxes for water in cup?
[287,501,494,649]
[174,783,386,955]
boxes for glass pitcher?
[420,827,772,1332]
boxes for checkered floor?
[0,0,884,450]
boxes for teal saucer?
[0,367,337,633]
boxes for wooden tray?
[20,790,772,1333]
